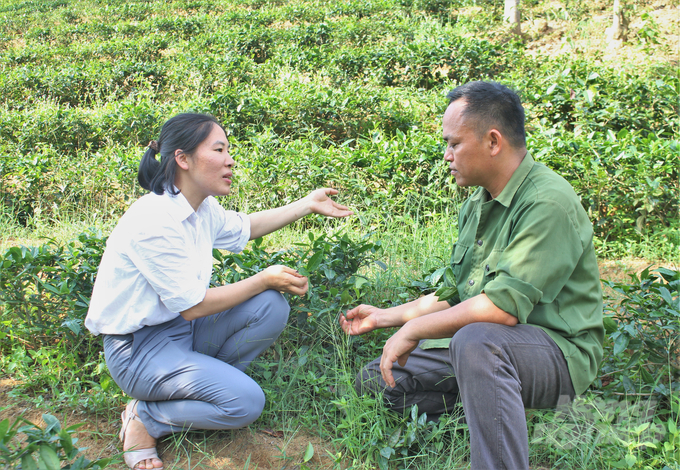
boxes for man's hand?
[380,325,419,388]
[260,265,309,296]
[307,188,353,218]
[340,304,382,335]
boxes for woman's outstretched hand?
[261,265,309,296]
[307,188,353,218]
[248,188,352,240]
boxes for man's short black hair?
[446,81,526,148]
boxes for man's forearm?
[376,293,451,328]
[400,293,518,340]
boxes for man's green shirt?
[422,153,604,395]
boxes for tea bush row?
[0,0,677,249]
[0,33,515,107]
[2,111,676,244]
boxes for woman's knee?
[236,387,266,426]
[258,289,290,325]
[216,381,266,428]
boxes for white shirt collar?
[163,189,206,224]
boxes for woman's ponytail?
[137,143,162,194]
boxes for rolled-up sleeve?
[128,229,207,313]
[483,200,584,323]
[208,198,251,253]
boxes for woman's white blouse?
[85,191,250,336]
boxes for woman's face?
[176,123,235,208]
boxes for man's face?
[442,99,489,189]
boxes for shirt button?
[477,239,483,246]
[468,279,475,286]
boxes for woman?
[85,113,352,470]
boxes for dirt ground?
[0,382,337,469]
[521,0,679,65]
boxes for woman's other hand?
[260,265,309,296]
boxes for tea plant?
[600,267,680,399]
[0,230,105,352]
[0,0,676,260]
[213,231,384,339]
[0,414,114,470]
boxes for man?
[340,81,604,469]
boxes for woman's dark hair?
[446,81,526,148]
[138,113,225,195]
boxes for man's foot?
[120,400,164,470]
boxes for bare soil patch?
[0,397,336,470]
[521,1,679,65]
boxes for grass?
[1,210,679,469]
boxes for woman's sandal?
[119,399,164,470]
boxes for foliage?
[0,0,678,468]
[0,230,105,352]
[2,231,678,467]
[213,231,384,339]
[529,393,679,469]
[0,0,676,258]
[0,414,114,470]
[332,401,468,470]
[600,267,680,399]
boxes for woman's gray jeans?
[104,290,289,438]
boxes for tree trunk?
[606,0,628,43]
[504,0,521,34]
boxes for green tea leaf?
[374,260,387,270]
[306,251,324,272]
[0,419,8,441]
[639,366,655,384]
[39,444,61,470]
[603,317,617,334]
[22,455,39,470]
[42,414,60,434]
[303,442,314,462]
[59,428,74,454]
[434,286,458,302]
[613,333,630,356]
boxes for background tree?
[606,0,629,44]
[504,0,521,34]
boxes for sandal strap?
[119,399,163,469]
[123,447,163,470]
[119,399,140,442]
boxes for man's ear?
[488,129,502,157]
[175,149,189,170]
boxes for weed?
[0,414,115,469]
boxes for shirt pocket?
[450,243,469,282]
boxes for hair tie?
[148,140,159,152]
